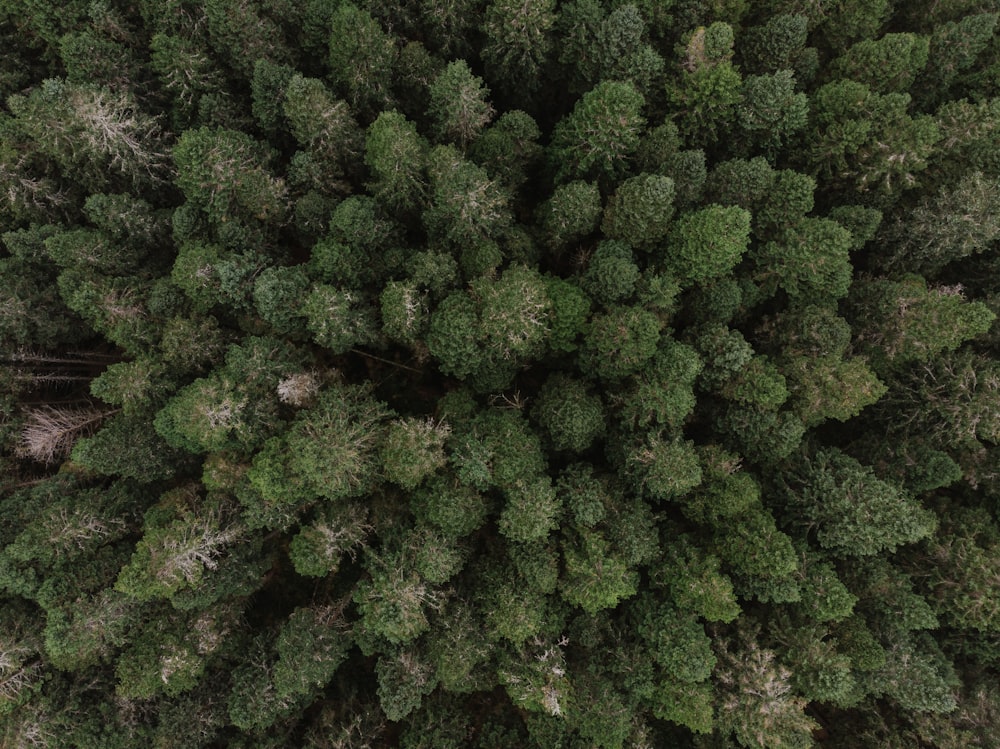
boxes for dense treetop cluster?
[1,0,999,747]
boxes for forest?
[0,0,999,746]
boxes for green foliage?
[532,373,605,452]
[288,502,371,577]
[303,285,377,354]
[850,276,996,374]
[829,33,930,94]
[328,3,397,115]
[738,70,809,154]
[286,385,392,501]
[283,74,362,180]
[539,180,602,251]
[173,127,287,226]
[274,606,351,700]
[365,111,428,214]
[882,171,1000,275]
[545,275,591,353]
[601,173,675,247]
[785,449,938,558]
[620,338,701,429]
[579,304,661,381]
[753,217,854,305]
[663,205,751,286]
[625,432,703,501]
[481,0,556,95]
[582,240,640,305]
[549,80,646,183]
[3,2,999,744]
[427,59,494,148]
[467,110,543,191]
[425,145,512,266]
[805,80,941,195]
[380,417,451,490]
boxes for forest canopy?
[1,0,1000,747]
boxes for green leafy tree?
[531,373,605,453]
[328,3,398,115]
[538,180,602,252]
[880,171,1000,275]
[736,70,809,155]
[804,80,940,196]
[668,23,743,147]
[481,0,556,96]
[582,240,640,305]
[283,74,362,184]
[284,384,392,501]
[365,111,429,215]
[380,417,451,490]
[849,275,996,374]
[288,501,371,577]
[752,217,854,306]
[782,449,937,558]
[713,629,820,749]
[427,59,495,148]
[424,145,512,273]
[579,305,661,381]
[662,205,751,286]
[620,338,702,429]
[828,33,930,94]
[8,79,170,189]
[601,173,676,248]
[173,127,287,227]
[560,528,639,613]
[549,80,646,184]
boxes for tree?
[285,384,392,501]
[531,373,605,453]
[804,80,940,196]
[380,417,451,490]
[828,33,930,94]
[736,70,809,155]
[600,174,676,248]
[880,171,1000,276]
[849,276,996,375]
[282,74,362,184]
[328,3,398,115]
[752,217,854,306]
[172,127,287,227]
[427,60,494,149]
[578,306,661,381]
[480,0,556,96]
[303,285,378,354]
[115,505,242,603]
[623,432,703,502]
[738,13,812,76]
[667,23,743,147]
[560,528,639,613]
[8,79,170,189]
[204,0,292,76]
[424,145,512,271]
[663,205,751,286]
[914,13,998,107]
[467,110,543,192]
[273,606,351,702]
[582,240,640,305]
[538,180,602,252]
[713,629,820,749]
[782,448,937,558]
[364,111,428,214]
[548,80,646,184]
[288,501,371,577]
[620,338,702,430]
